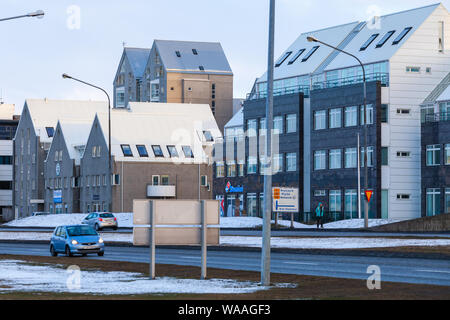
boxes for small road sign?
[365,190,373,203]
[272,187,298,213]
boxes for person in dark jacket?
[315,202,324,229]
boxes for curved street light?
[0,10,45,22]
[307,35,370,229]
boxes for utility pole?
[261,0,275,286]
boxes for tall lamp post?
[62,74,112,209]
[261,0,275,286]
[307,36,369,228]
[0,10,45,22]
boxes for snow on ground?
[0,260,292,295]
[221,236,450,249]
[1,231,449,249]
[4,214,399,230]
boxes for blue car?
[50,225,105,257]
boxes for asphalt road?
[1,227,449,238]
[0,242,449,287]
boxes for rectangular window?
[286,114,297,133]
[116,87,125,107]
[96,146,101,157]
[361,147,374,167]
[273,116,284,134]
[445,144,450,165]
[259,118,267,136]
[360,34,379,51]
[120,144,133,157]
[286,153,297,172]
[426,188,441,216]
[247,193,258,217]
[376,30,395,48]
[136,145,148,157]
[314,150,326,170]
[314,110,326,130]
[397,108,411,115]
[152,175,160,186]
[275,51,292,67]
[360,104,374,125]
[314,190,326,197]
[288,49,305,65]
[446,188,450,214]
[345,106,357,127]
[329,149,342,169]
[167,145,179,158]
[381,104,388,123]
[397,151,411,158]
[397,194,410,200]
[345,189,358,219]
[302,46,319,62]
[247,156,257,174]
[273,154,284,173]
[182,146,194,158]
[92,146,97,158]
[152,145,164,157]
[392,27,412,45]
[345,148,357,168]
[161,175,169,186]
[227,161,236,177]
[406,66,421,73]
[426,145,441,166]
[329,190,342,214]
[247,119,257,137]
[216,162,225,178]
[381,147,389,165]
[238,162,245,177]
[329,108,342,129]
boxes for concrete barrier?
[370,214,450,232]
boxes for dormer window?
[120,144,133,157]
[152,145,164,157]
[275,51,292,67]
[360,34,379,51]
[46,127,55,138]
[376,31,395,48]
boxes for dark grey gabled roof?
[154,40,232,75]
[123,47,151,78]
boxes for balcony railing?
[424,112,450,123]
[247,72,389,101]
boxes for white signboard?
[272,187,299,212]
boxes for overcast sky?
[1,0,448,112]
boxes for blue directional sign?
[272,188,299,212]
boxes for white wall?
[388,4,450,219]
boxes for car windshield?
[66,226,97,236]
[100,213,114,218]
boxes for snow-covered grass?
[0,260,292,295]
[1,231,449,249]
[4,214,400,230]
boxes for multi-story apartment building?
[216,3,450,221]
[13,99,109,218]
[113,40,234,133]
[79,102,220,213]
[421,73,450,216]
[0,104,18,222]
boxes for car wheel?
[50,245,57,257]
[98,252,104,257]
[65,246,73,257]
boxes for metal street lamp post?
[62,74,112,210]
[0,10,45,22]
[307,36,369,228]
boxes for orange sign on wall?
[273,188,281,200]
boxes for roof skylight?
[288,49,306,65]
[121,144,133,157]
[376,30,395,48]
[301,46,319,62]
[360,34,379,51]
[275,51,292,67]
[392,27,412,45]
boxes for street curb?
[1,239,448,261]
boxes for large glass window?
[345,106,357,127]
[286,153,297,172]
[247,119,257,137]
[329,149,342,169]
[361,147,374,167]
[426,188,441,216]
[426,145,441,166]
[247,156,257,174]
[273,154,284,173]
[314,110,326,130]
[116,87,125,107]
[345,148,357,168]
[247,193,258,217]
[314,150,326,170]
[360,104,374,125]
[286,114,297,133]
[329,108,342,129]
[329,190,342,217]
[273,116,284,134]
[345,189,358,219]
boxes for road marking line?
[416,269,450,274]
[283,261,319,266]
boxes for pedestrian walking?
[315,202,324,229]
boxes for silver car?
[82,212,118,231]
